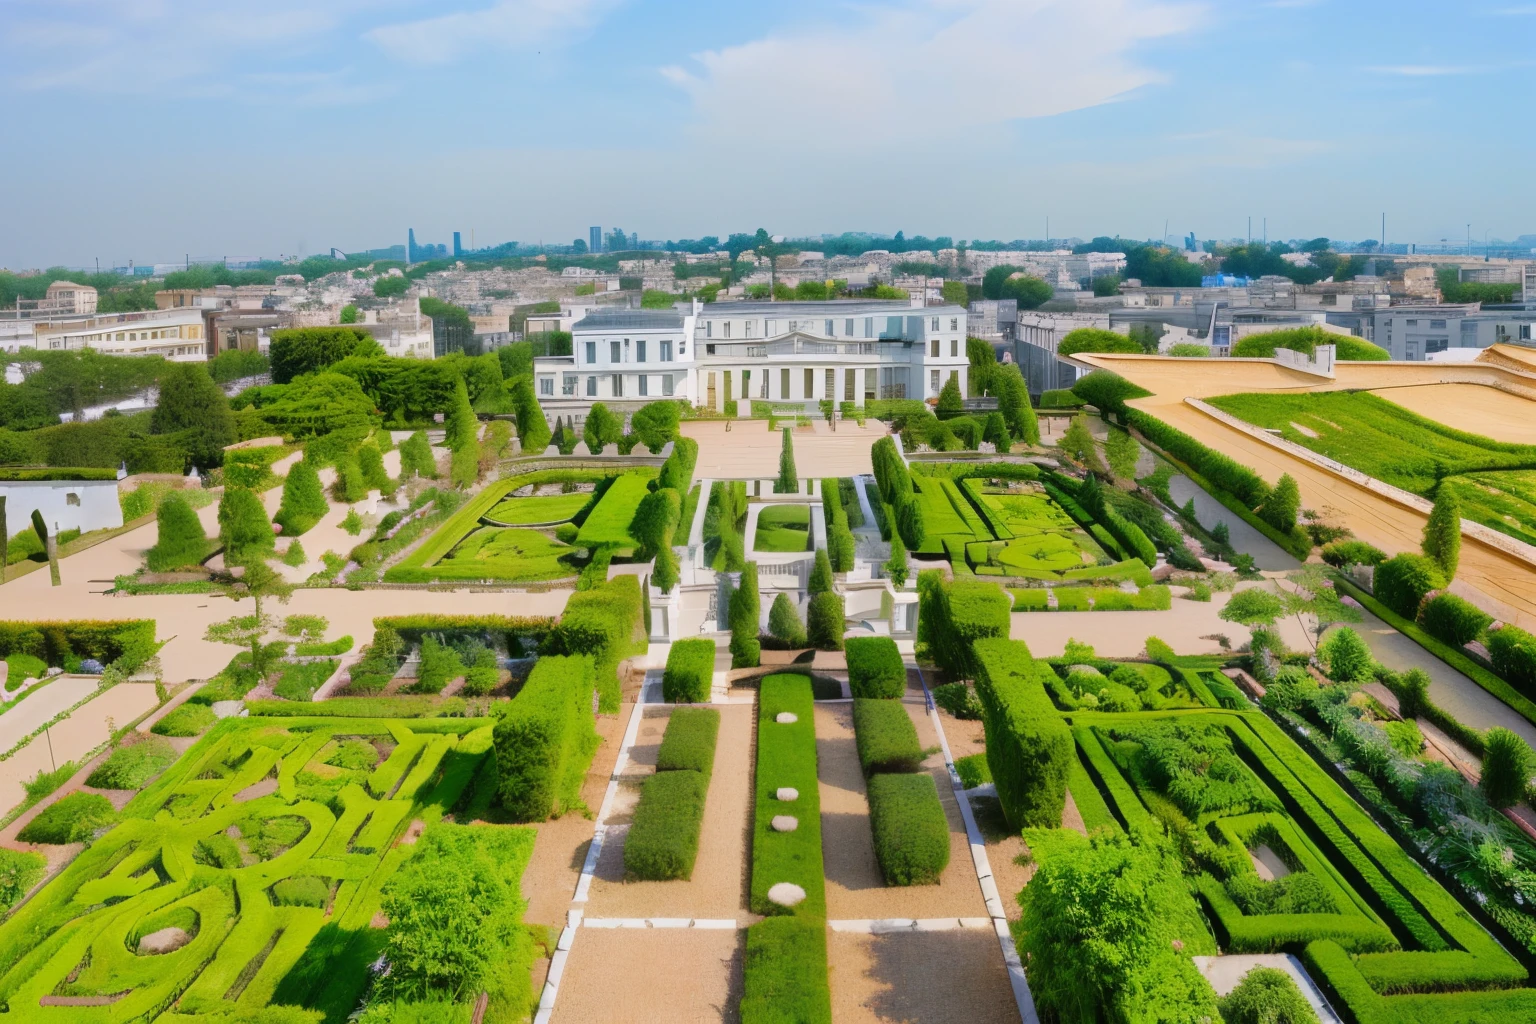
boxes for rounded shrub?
[663,638,715,704]
[1373,553,1446,620]
[1319,626,1373,682]
[274,458,328,537]
[1321,539,1387,568]
[1218,966,1320,1024]
[631,487,681,557]
[1418,592,1492,648]
[1488,624,1536,697]
[1482,728,1533,809]
[217,487,274,564]
[767,592,806,647]
[866,773,951,885]
[146,493,208,571]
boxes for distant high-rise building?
[590,227,602,253]
[453,231,463,257]
[408,228,418,263]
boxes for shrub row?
[1374,554,1446,620]
[1303,939,1536,1024]
[662,637,715,703]
[971,638,1072,828]
[543,574,646,713]
[0,619,158,672]
[751,675,826,918]
[866,773,950,885]
[1011,585,1172,612]
[374,614,553,649]
[492,654,598,821]
[1487,624,1536,699]
[846,637,905,699]
[656,435,699,494]
[918,574,1012,681]
[740,917,832,1024]
[821,477,857,572]
[1195,874,1397,954]
[656,707,720,775]
[624,707,721,880]
[852,698,923,774]
[1417,593,1491,649]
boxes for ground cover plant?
[753,503,813,552]
[624,707,720,880]
[572,471,652,551]
[0,713,505,1023]
[484,491,591,525]
[84,735,179,789]
[751,674,826,918]
[1208,389,1536,545]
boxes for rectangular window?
[723,321,731,338]
[662,374,675,397]
[951,318,959,331]
[586,376,597,397]
[864,368,876,401]
[1523,325,1533,341]
[766,320,777,336]
[931,316,939,330]
[636,339,647,363]
[562,374,577,395]
[706,344,716,355]
[864,317,873,338]
[825,319,834,336]
[845,319,854,335]
[661,339,672,361]
[707,321,713,337]
[741,370,750,398]
[930,339,939,357]
[610,341,621,363]
[887,316,903,337]
[1430,320,1447,329]
[639,375,649,396]
[825,368,835,399]
[612,373,623,397]
[805,368,814,398]
[950,339,958,358]
[585,341,596,364]
[781,368,790,399]
[931,369,940,394]
[844,368,854,402]
[1406,319,1418,326]
[540,378,553,396]
[745,321,754,337]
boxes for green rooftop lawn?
[754,504,813,552]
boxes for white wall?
[0,479,123,537]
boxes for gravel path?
[551,926,744,1024]
[828,928,1020,1024]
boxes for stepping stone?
[775,787,799,802]
[767,882,806,907]
[776,712,798,724]
[771,815,798,832]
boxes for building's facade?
[0,476,124,536]
[532,300,970,419]
[1371,304,1536,360]
[31,308,208,361]
[1013,312,1120,396]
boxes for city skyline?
[2,0,1534,267]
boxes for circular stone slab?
[776,712,798,724]
[775,787,799,802]
[767,882,807,907]
[770,815,799,832]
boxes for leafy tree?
[1091,275,1121,297]
[729,561,761,668]
[936,376,964,420]
[1422,487,1462,578]
[809,548,834,595]
[1167,343,1209,357]
[450,441,479,488]
[1001,274,1053,310]
[775,428,798,493]
[806,591,845,651]
[966,338,998,397]
[885,532,909,588]
[398,430,436,479]
[1059,414,1105,474]
[205,613,276,678]
[1482,728,1533,809]
[257,371,378,438]
[941,280,969,307]
[372,276,409,298]
[981,265,1023,300]
[338,304,359,324]
[982,412,1011,453]
[632,487,681,558]
[1104,429,1141,480]
[151,362,235,470]
[583,403,622,454]
[332,454,368,503]
[207,562,294,676]
[268,327,380,384]
[146,493,208,571]
[1260,474,1301,535]
[357,444,395,495]
[1220,588,1285,627]
[1396,668,1432,719]
[993,362,1038,445]
[1058,328,1140,357]
[768,592,806,647]
[653,543,680,595]
[511,379,551,452]
[218,486,275,564]
[1319,626,1373,681]
[444,378,478,452]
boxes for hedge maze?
[0,713,499,1023]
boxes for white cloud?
[366,0,622,65]
[662,0,1205,144]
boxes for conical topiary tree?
[1422,487,1461,578]
[333,454,368,503]
[444,377,478,452]
[398,430,436,480]
[809,547,834,595]
[147,492,208,571]
[884,531,909,588]
[1260,473,1301,535]
[275,459,328,536]
[775,428,798,493]
[807,591,845,651]
[357,444,395,495]
[729,561,761,668]
[218,486,275,565]
[936,374,964,420]
[768,591,806,647]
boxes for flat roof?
[701,301,966,317]
[572,309,685,331]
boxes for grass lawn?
[431,526,578,582]
[574,473,652,550]
[1208,390,1536,544]
[754,504,812,552]
[486,492,591,525]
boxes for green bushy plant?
[1374,554,1447,620]
[1419,593,1492,648]
[806,592,845,651]
[852,698,923,774]
[663,638,715,703]
[146,492,209,571]
[846,637,905,699]
[767,592,807,648]
[17,792,116,844]
[866,772,950,885]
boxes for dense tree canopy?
[269,328,381,384]
[152,362,235,468]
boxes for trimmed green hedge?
[543,574,646,712]
[922,579,1012,680]
[852,699,923,774]
[151,703,216,737]
[17,793,116,844]
[1374,554,1446,621]
[866,772,950,885]
[656,707,720,776]
[845,637,905,699]
[1418,593,1491,649]
[972,638,1072,828]
[0,619,158,671]
[1196,873,1397,954]
[1487,624,1536,699]
[623,769,708,880]
[85,737,178,790]
[492,654,598,821]
[662,638,716,703]
[740,917,832,1024]
[751,675,825,918]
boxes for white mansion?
[532,300,971,416]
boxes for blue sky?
[2,0,1533,267]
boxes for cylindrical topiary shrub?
[663,638,716,703]
[852,698,923,774]
[332,454,368,503]
[146,493,208,571]
[846,636,905,699]
[806,591,845,651]
[632,487,681,558]
[866,773,950,885]
[808,548,833,596]
[1373,553,1446,620]
[1482,727,1533,809]
[357,444,396,495]
[623,769,707,880]
[1418,592,1492,649]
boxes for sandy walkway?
[828,929,1019,1024]
[0,682,160,816]
[587,704,752,919]
[520,701,636,928]
[1166,475,1300,572]
[0,678,99,756]
[1369,383,1536,446]
[551,926,744,1024]
[817,699,988,920]
[683,420,887,479]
